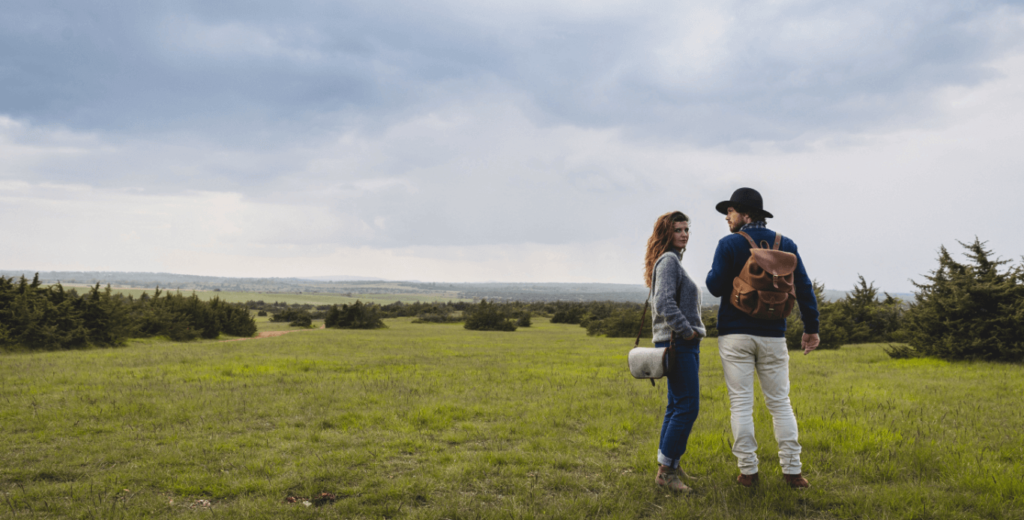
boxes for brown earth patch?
[220,323,326,342]
[220,330,302,342]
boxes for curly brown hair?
[644,211,689,287]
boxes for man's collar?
[740,221,768,231]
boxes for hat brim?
[715,201,773,218]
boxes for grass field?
[55,286,469,306]
[1,318,1022,519]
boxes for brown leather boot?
[783,473,810,489]
[655,466,691,492]
[737,473,759,487]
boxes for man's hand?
[684,330,698,340]
[802,333,820,355]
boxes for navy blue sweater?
[705,226,819,337]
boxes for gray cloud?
[4,1,1024,289]
[3,0,1021,147]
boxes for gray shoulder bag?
[627,287,675,386]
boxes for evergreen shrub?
[290,314,313,327]
[585,308,650,338]
[785,281,846,350]
[515,313,532,327]
[412,312,462,323]
[463,300,517,331]
[0,275,124,350]
[550,305,585,324]
[701,305,719,338]
[892,239,1024,362]
[325,301,386,329]
[0,275,256,351]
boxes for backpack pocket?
[732,277,796,319]
[731,277,760,316]
[751,290,794,320]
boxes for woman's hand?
[684,331,698,340]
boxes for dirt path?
[220,330,299,342]
[220,323,327,342]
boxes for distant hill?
[298,275,386,282]
[0,271,910,304]
[0,271,438,296]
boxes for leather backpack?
[729,231,797,320]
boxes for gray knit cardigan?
[651,249,706,343]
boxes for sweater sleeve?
[705,237,735,298]
[791,243,820,334]
[653,256,694,338]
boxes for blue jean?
[656,337,701,468]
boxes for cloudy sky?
[2,0,1024,292]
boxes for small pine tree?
[833,276,876,344]
[895,238,1024,362]
[515,313,532,327]
[290,314,313,327]
[210,298,258,337]
[832,275,905,343]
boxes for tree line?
[376,299,645,334]
[368,238,1023,363]
[1,274,257,351]
[783,238,1024,363]
[6,238,1018,362]
[246,300,393,330]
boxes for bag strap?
[635,254,670,349]
[739,230,784,251]
[736,231,758,249]
[633,285,653,349]
[659,330,676,386]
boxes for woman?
[644,211,705,492]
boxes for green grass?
[56,286,468,306]
[1,319,1022,519]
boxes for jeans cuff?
[781,464,802,474]
[657,449,679,468]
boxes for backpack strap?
[736,231,758,249]
[739,230,784,250]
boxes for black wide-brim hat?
[715,187,773,218]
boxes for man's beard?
[729,220,745,233]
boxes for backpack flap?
[749,249,797,276]
[748,249,797,290]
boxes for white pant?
[717,334,802,475]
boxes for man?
[705,187,820,489]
